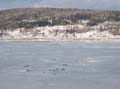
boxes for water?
[0,41,120,89]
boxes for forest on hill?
[0,8,120,30]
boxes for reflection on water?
[0,41,120,89]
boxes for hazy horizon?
[0,0,120,10]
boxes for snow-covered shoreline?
[1,35,120,42]
[0,25,120,42]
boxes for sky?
[0,0,120,10]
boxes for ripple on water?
[79,56,112,66]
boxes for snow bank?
[1,25,120,41]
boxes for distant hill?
[0,8,120,30]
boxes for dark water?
[0,41,120,89]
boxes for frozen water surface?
[0,41,120,89]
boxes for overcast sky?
[0,0,120,10]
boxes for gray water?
[0,41,120,89]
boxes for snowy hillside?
[0,25,120,41]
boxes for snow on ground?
[76,31,115,39]
[1,25,120,40]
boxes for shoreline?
[1,38,120,42]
